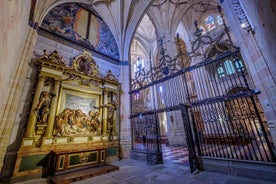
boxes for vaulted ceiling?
[33,0,219,61]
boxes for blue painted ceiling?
[41,3,119,60]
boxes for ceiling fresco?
[41,3,119,60]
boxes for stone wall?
[221,0,276,147]
[0,0,34,180]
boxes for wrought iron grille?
[130,47,276,162]
[131,114,163,165]
[129,6,276,168]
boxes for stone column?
[119,63,131,158]
[25,75,45,137]
[44,80,61,137]
[102,91,108,135]
[112,106,116,134]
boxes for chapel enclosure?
[129,12,276,172]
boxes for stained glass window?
[217,66,225,78]
[159,86,163,93]
[216,15,223,25]
[224,60,235,74]
[235,59,244,72]
[217,59,245,78]
[205,16,216,31]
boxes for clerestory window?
[217,59,245,78]
[134,57,144,72]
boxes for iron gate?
[131,113,163,165]
[129,15,276,172]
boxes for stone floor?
[162,145,189,165]
[14,159,276,184]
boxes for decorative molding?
[28,0,38,29]
[72,51,99,76]
[37,28,120,65]
[37,49,119,84]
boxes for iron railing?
[129,5,276,167]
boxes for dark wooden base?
[51,164,119,184]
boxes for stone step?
[51,164,119,184]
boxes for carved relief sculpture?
[13,49,120,181]
[23,50,119,142]
[53,108,101,137]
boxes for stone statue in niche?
[53,108,101,137]
[107,105,114,128]
[35,91,56,124]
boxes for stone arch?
[130,12,157,70]
[123,1,154,61]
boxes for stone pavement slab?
[13,159,276,184]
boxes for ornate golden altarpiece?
[12,50,120,180]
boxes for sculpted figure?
[107,105,114,127]
[88,110,101,132]
[35,91,55,124]
[54,108,77,136]
[48,50,66,65]
[104,70,116,81]
[53,108,102,136]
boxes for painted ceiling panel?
[41,3,119,60]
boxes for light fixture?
[240,22,247,28]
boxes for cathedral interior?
[0,0,276,183]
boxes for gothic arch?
[33,0,153,61]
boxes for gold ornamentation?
[104,70,117,81]
[72,51,99,76]
[41,50,66,65]
[53,108,101,137]
[79,153,89,163]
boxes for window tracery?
[205,15,216,31]
[199,14,224,35]
[217,59,245,78]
